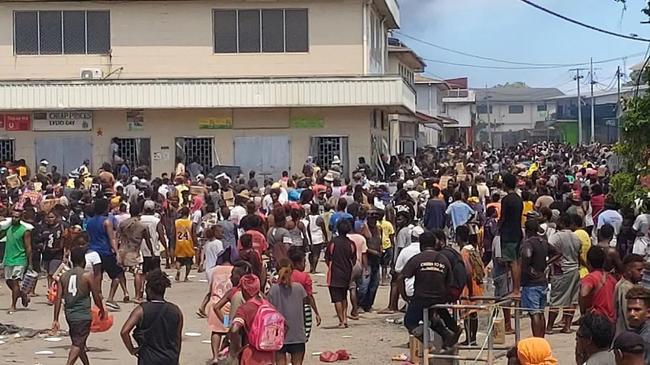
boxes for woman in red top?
[289,246,322,329]
[579,246,618,323]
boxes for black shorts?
[142,256,161,274]
[67,319,91,348]
[310,243,324,258]
[177,257,193,267]
[279,343,306,354]
[99,254,124,279]
[329,287,348,303]
[381,247,393,267]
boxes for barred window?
[14,10,110,55]
[0,139,15,163]
[214,8,308,53]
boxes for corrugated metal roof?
[473,87,564,102]
[0,76,415,112]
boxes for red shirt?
[581,270,617,322]
[291,270,313,296]
[238,230,268,256]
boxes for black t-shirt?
[38,223,65,261]
[325,236,356,288]
[499,192,523,243]
[401,249,453,306]
[520,235,557,287]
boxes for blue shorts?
[521,285,547,315]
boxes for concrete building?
[0,0,417,179]
[473,87,563,147]
[546,85,649,144]
[415,75,475,146]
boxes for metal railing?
[413,296,521,365]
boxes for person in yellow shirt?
[174,207,196,282]
[378,211,395,286]
[173,176,190,206]
[521,191,534,225]
[16,159,28,180]
[572,214,593,278]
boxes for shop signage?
[127,110,144,131]
[198,117,232,129]
[2,114,31,131]
[33,111,93,131]
[291,117,324,128]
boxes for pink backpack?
[247,299,286,351]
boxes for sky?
[398,0,650,93]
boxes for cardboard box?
[189,185,207,197]
[222,189,234,207]
[6,174,21,189]
[440,175,452,190]
[41,198,60,213]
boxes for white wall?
[415,84,440,117]
[445,103,472,128]
[477,102,555,132]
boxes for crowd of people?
[1,140,649,365]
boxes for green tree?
[612,0,650,207]
[492,81,529,88]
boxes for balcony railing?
[442,89,475,103]
[445,89,469,98]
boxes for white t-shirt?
[140,214,162,257]
[598,209,623,247]
[394,241,420,297]
[85,250,102,272]
[203,239,224,272]
[633,214,650,236]
[230,205,246,226]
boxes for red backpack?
[247,299,286,351]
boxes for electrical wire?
[422,58,569,70]
[397,31,647,68]
[518,0,650,42]
[396,31,574,67]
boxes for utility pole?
[570,68,587,145]
[616,66,623,142]
[484,84,493,147]
[590,58,596,143]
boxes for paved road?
[0,269,577,364]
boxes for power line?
[422,58,569,70]
[518,0,650,42]
[421,56,643,70]
[396,31,574,67]
[396,31,646,68]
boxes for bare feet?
[378,308,397,314]
[21,294,30,307]
[348,314,360,321]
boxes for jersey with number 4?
[60,267,91,321]
[174,218,195,258]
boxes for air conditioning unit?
[80,68,103,80]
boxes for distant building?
[545,85,649,144]
[473,87,563,147]
[415,75,475,146]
